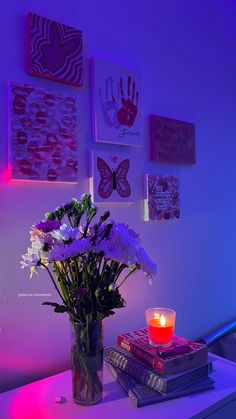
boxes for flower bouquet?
[21,194,157,405]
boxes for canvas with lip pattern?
[9,82,78,182]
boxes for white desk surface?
[0,354,235,419]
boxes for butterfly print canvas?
[27,13,83,87]
[144,174,180,221]
[91,57,142,147]
[90,152,134,203]
[8,82,78,182]
[97,157,131,199]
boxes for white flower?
[136,246,158,284]
[51,224,79,241]
[21,237,49,278]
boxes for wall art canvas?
[144,174,180,221]
[8,82,78,182]
[91,58,142,147]
[90,151,135,203]
[27,13,83,87]
[150,115,195,164]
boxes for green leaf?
[45,212,55,220]
[54,305,69,313]
[42,301,57,306]
[42,301,69,313]
[98,211,110,226]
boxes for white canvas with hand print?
[91,58,142,147]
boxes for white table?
[0,354,235,419]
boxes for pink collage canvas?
[144,174,180,221]
[9,82,78,182]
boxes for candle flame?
[160,314,166,327]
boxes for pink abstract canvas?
[144,174,180,221]
[90,151,135,203]
[27,13,83,87]
[9,82,78,182]
[150,115,195,164]
[91,58,142,147]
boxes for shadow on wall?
[0,361,69,394]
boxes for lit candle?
[145,308,176,347]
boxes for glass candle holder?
[145,307,176,347]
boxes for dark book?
[107,363,215,408]
[118,328,208,375]
[104,346,212,394]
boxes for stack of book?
[104,328,214,407]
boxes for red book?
[117,328,208,375]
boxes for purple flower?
[49,238,91,261]
[35,220,61,233]
[94,221,140,265]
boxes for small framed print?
[27,13,83,87]
[90,151,135,203]
[8,81,78,182]
[150,115,195,164]
[144,174,180,221]
[91,57,142,147]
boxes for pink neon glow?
[2,164,12,182]
[9,381,56,419]
[0,353,39,374]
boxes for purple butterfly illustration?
[97,157,131,199]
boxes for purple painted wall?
[1,0,236,392]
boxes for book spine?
[105,347,167,393]
[108,363,215,408]
[117,335,165,374]
[107,364,139,407]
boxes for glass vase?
[70,320,104,405]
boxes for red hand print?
[117,76,139,127]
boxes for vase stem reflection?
[70,320,104,405]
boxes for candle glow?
[160,314,166,326]
[145,308,176,347]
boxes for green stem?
[60,261,72,286]
[114,263,127,282]
[53,262,70,299]
[117,267,138,289]
[72,257,80,287]
[53,262,81,322]
[101,258,108,276]
[40,262,68,306]
[98,257,103,276]
[68,261,75,285]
